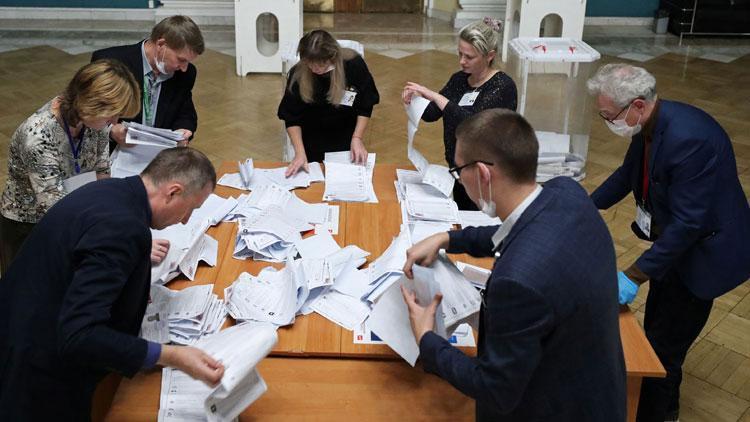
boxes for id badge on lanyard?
[340,89,357,107]
[637,143,652,238]
[458,90,480,106]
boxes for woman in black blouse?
[402,19,517,210]
[278,30,380,176]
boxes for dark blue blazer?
[591,100,750,299]
[420,177,626,421]
[0,176,153,421]
[92,41,198,138]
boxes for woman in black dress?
[278,30,380,177]
[402,19,517,210]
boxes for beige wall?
[304,0,334,12]
[432,0,458,13]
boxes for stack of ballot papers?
[217,158,325,191]
[151,194,236,285]
[322,151,378,202]
[404,95,455,197]
[361,227,411,303]
[110,122,181,178]
[456,261,492,290]
[395,172,460,224]
[536,153,585,182]
[224,265,308,326]
[366,255,482,366]
[233,206,308,262]
[158,322,278,422]
[141,284,228,345]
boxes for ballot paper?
[398,182,460,224]
[406,221,453,244]
[354,320,475,347]
[144,284,228,345]
[233,206,305,262]
[314,205,340,235]
[362,228,410,303]
[124,121,183,145]
[63,171,97,193]
[217,159,325,191]
[404,95,455,197]
[323,151,378,203]
[310,290,371,331]
[366,256,481,365]
[456,261,492,290]
[151,194,233,284]
[224,266,308,326]
[158,322,278,422]
[294,230,341,259]
[110,143,170,178]
[458,210,502,228]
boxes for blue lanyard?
[62,118,84,174]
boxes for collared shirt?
[140,41,173,126]
[491,184,543,250]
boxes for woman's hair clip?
[483,16,503,32]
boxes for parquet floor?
[0,15,748,422]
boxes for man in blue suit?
[0,148,224,421]
[402,109,626,421]
[587,63,750,422]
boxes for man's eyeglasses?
[448,160,494,180]
[598,97,641,124]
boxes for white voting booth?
[279,40,365,161]
[506,37,600,182]
[502,0,587,62]
[234,0,303,75]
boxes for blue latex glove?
[617,271,639,305]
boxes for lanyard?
[62,118,84,174]
[642,140,651,203]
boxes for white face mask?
[606,104,642,138]
[154,45,171,76]
[476,169,497,218]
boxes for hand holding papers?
[405,95,455,197]
[158,323,278,422]
[111,122,179,178]
[124,121,183,146]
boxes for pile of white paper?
[404,95,455,197]
[217,158,325,191]
[141,284,228,346]
[158,322,278,422]
[151,194,236,285]
[396,171,459,224]
[323,151,378,203]
[536,153,585,182]
[233,206,306,262]
[458,210,502,228]
[361,227,411,303]
[111,122,180,178]
[366,255,482,366]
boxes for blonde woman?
[278,30,380,176]
[0,59,139,271]
[402,18,517,210]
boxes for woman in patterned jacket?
[0,59,139,272]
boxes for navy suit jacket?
[591,100,750,299]
[420,177,626,421]
[0,177,153,421]
[92,42,198,138]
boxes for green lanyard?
[143,73,156,126]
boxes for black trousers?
[636,270,713,422]
[0,214,35,276]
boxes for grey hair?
[459,20,500,65]
[586,63,657,106]
[141,147,216,194]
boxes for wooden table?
[97,162,664,422]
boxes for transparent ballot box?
[507,37,601,182]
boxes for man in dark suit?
[0,148,224,421]
[92,15,204,148]
[587,63,750,422]
[402,109,626,421]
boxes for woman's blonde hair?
[459,19,501,67]
[290,30,356,105]
[58,59,140,127]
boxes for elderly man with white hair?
[587,63,750,422]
